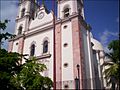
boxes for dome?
[91,38,103,51]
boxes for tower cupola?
[57,0,85,19]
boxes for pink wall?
[55,23,62,89]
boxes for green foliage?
[0,50,53,90]
[0,20,15,48]
[0,49,22,89]
[0,20,9,30]
[104,40,120,89]
[0,19,20,89]
[107,40,120,63]
[13,57,53,89]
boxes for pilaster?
[55,23,62,89]
[71,17,85,89]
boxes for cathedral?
[8,0,106,89]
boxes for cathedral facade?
[8,0,105,89]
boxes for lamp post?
[75,64,80,89]
[75,77,79,89]
[77,64,80,90]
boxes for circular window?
[16,42,18,45]
[64,43,68,47]
[64,63,68,68]
[63,25,67,29]
[64,84,69,88]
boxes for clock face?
[38,12,44,19]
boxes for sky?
[0,0,119,52]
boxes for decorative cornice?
[16,15,30,22]
[55,13,79,24]
[36,53,51,59]
[26,24,53,37]
[9,34,25,42]
[10,13,89,42]
[9,24,53,42]
[55,13,88,30]
[29,20,53,31]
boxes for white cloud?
[1,1,19,49]
[100,30,109,45]
[99,29,118,53]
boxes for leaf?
[104,40,120,88]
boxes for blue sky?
[0,0,119,52]
[84,0,119,52]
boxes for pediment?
[29,5,53,30]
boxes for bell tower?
[55,0,90,89]
[8,0,39,60]
[57,0,85,19]
[15,0,38,34]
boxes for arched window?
[30,44,35,56]
[21,8,25,18]
[64,8,69,18]
[18,26,22,35]
[43,40,48,53]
